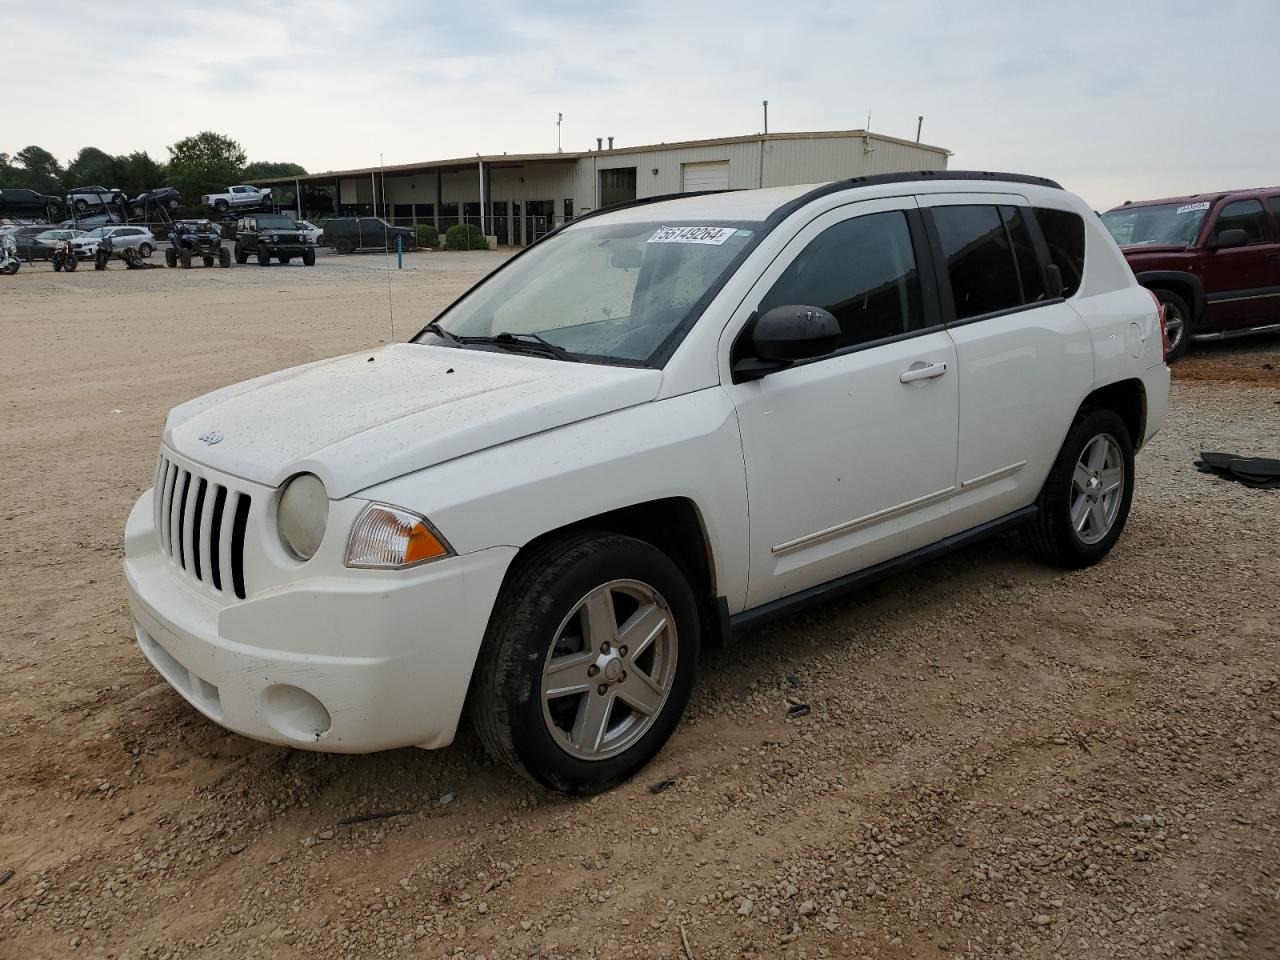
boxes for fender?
[1134,270,1206,322]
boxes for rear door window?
[1033,208,1086,297]
[1213,199,1268,244]
[931,205,1024,319]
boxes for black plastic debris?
[337,809,412,826]
[0,868,13,887]
[787,703,811,719]
[649,776,679,794]
[1195,451,1280,489]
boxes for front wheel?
[214,200,229,214]
[234,243,248,264]
[1027,408,1135,569]
[470,533,699,794]
[257,250,270,266]
[0,261,18,275]
[180,249,193,269]
[165,248,177,268]
[218,247,232,268]
[1152,288,1191,362]
[277,256,291,264]
[138,242,154,258]
[302,247,316,266]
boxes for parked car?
[202,185,273,214]
[123,172,1169,793]
[0,188,64,221]
[35,228,85,249]
[71,225,157,260]
[7,224,67,261]
[67,185,127,213]
[233,213,316,266]
[130,187,181,218]
[321,216,416,253]
[1101,187,1280,360]
[296,219,324,244]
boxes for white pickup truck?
[201,185,272,214]
[124,171,1170,794]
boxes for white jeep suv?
[123,172,1170,793]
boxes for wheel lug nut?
[619,672,626,682]
[587,665,599,678]
[597,684,608,696]
[600,642,610,654]
[619,645,628,657]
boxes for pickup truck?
[202,185,273,215]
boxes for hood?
[1120,243,1190,257]
[165,343,663,497]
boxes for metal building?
[250,129,949,246]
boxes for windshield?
[257,215,299,228]
[1101,202,1209,247]
[419,220,758,364]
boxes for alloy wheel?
[540,579,678,761]
[1071,434,1124,545]
[1163,300,1186,355]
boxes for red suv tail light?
[1147,290,1169,356]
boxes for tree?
[65,147,119,190]
[9,145,63,192]
[115,151,166,196]
[242,161,308,181]
[167,132,246,201]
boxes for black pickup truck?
[234,213,316,266]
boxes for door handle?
[899,361,948,383]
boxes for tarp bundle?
[1195,452,1280,489]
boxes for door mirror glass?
[1212,228,1248,250]
[752,304,842,362]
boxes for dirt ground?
[1,252,1278,960]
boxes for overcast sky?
[9,0,1276,210]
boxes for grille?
[154,455,251,599]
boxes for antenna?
[557,112,563,153]
[380,153,396,342]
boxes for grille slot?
[155,454,252,599]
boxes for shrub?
[414,223,439,248]
[444,223,488,251]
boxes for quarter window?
[1034,207,1086,297]
[1213,199,1267,244]
[1269,196,1280,222]
[756,211,924,351]
[932,204,1048,319]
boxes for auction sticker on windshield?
[648,225,738,245]
[1176,202,1211,215]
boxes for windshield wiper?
[458,330,578,362]
[422,320,461,345]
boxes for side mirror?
[733,305,842,381]
[1211,228,1248,250]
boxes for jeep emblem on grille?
[198,431,224,446]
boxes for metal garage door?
[682,161,730,193]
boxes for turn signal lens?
[345,504,452,569]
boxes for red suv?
[1100,188,1280,360]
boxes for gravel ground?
[1,255,1278,960]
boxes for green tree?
[64,147,119,190]
[167,132,247,202]
[115,151,166,196]
[242,161,308,181]
[10,145,63,192]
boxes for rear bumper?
[1141,361,1171,447]
[123,490,515,752]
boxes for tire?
[180,249,192,269]
[202,256,214,267]
[1152,288,1191,363]
[165,248,177,268]
[334,238,353,254]
[470,532,700,794]
[219,247,232,268]
[234,243,248,265]
[65,255,77,273]
[53,259,63,272]
[302,247,316,267]
[1,261,19,275]
[46,203,60,222]
[257,250,271,266]
[1027,408,1135,569]
[214,200,229,214]
[74,199,88,213]
[277,256,291,264]
[138,242,153,259]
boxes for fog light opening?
[263,684,332,741]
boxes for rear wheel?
[470,532,699,794]
[234,243,248,265]
[74,199,88,214]
[64,255,76,272]
[218,247,232,268]
[1152,288,1190,362]
[53,259,63,272]
[165,248,177,268]
[257,250,271,266]
[1027,408,1135,569]
[214,200,229,214]
[2,261,19,275]
[138,242,153,258]
[334,238,353,254]
[302,247,316,266]
[180,249,193,269]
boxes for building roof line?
[246,129,952,186]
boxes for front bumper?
[259,243,311,256]
[123,489,515,752]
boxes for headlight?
[270,234,280,242]
[346,503,452,569]
[277,473,328,561]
